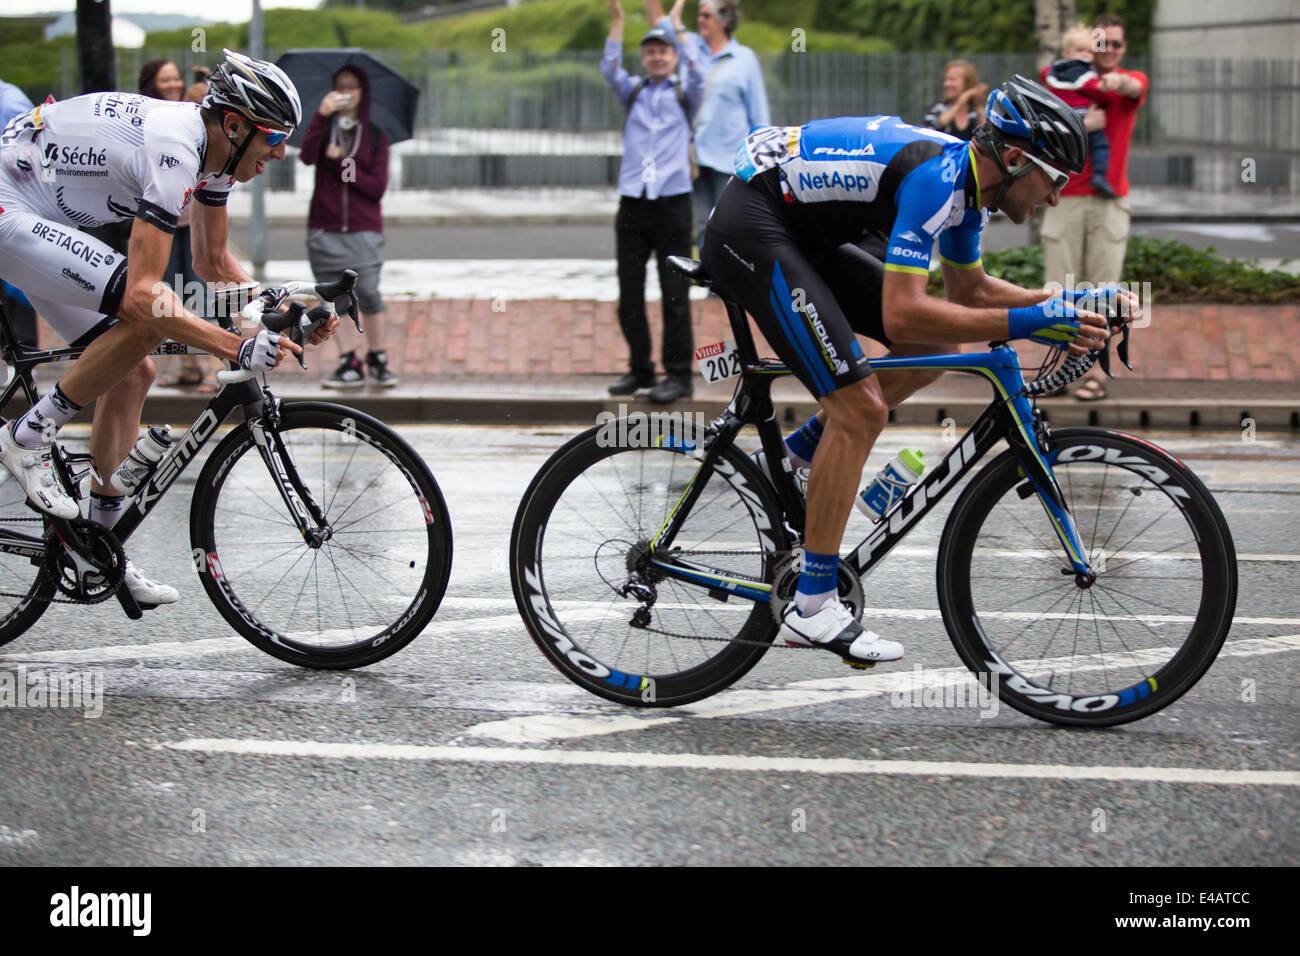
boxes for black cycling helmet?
[203,48,302,132]
[974,75,1089,212]
[983,74,1089,173]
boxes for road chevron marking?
[160,739,1300,787]
[461,635,1300,743]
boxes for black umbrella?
[276,49,419,148]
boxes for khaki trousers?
[1040,194,1132,287]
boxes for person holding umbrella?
[300,65,396,387]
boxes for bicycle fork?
[247,417,332,549]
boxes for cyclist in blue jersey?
[700,75,1137,665]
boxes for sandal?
[160,369,206,389]
[1072,379,1108,402]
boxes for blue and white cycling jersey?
[734,115,990,275]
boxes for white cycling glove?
[237,329,283,372]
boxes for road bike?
[509,256,1237,726]
[0,272,452,669]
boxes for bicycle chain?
[0,514,125,605]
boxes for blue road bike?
[510,257,1237,726]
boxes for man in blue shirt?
[602,0,705,403]
[646,0,770,250]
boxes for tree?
[1035,0,1075,70]
[76,0,117,94]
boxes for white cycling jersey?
[0,92,234,343]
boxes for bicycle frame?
[0,316,332,578]
[642,298,1092,605]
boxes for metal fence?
[60,47,1299,193]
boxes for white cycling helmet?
[203,48,302,131]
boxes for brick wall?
[47,300,1300,382]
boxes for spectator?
[0,76,37,347]
[300,64,396,388]
[922,60,987,141]
[647,0,769,252]
[1044,25,1116,198]
[1039,13,1148,401]
[601,0,705,404]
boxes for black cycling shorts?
[701,175,890,399]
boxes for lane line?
[160,739,1300,787]
[462,635,1300,743]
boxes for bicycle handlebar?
[216,270,361,385]
[1022,309,1134,398]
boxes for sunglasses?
[1020,151,1070,192]
[225,110,291,146]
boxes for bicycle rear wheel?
[0,476,53,646]
[191,403,452,668]
[511,418,790,707]
[937,428,1236,726]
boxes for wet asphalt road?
[0,425,1295,866]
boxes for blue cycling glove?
[1061,285,1128,316]
[1008,299,1081,350]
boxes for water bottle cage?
[874,472,912,511]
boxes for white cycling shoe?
[779,601,904,664]
[122,562,180,606]
[83,560,180,607]
[0,422,79,519]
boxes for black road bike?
[0,272,452,668]
[509,257,1237,727]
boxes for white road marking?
[462,635,1300,743]
[0,637,245,664]
[160,739,1300,787]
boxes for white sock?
[794,588,836,616]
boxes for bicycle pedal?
[843,660,877,670]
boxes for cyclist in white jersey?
[0,50,338,605]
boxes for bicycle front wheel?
[938,428,1236,726]
[191,403,452,668]
[511,419,790,707]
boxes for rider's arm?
[122,216,250,362]
[189,199,256,289]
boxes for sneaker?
[609,371,655,395]
[366,350,399,388]
[748,448,809,497]
[779,601,904,663]
[648,377,693,404]
[0,421,78,519]
[85,560,180,606]
[322,352,365,389]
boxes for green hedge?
[927,237,1300,304]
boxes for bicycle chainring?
[769,549,865,625]
[43,519,126,604]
